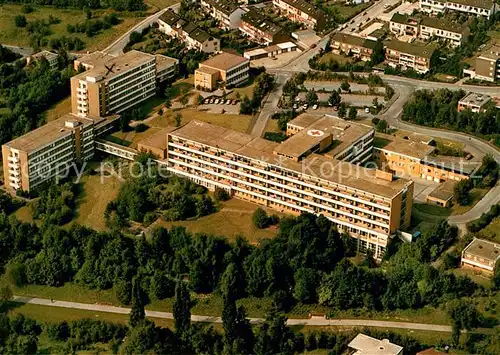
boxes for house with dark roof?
[239,9,289,45]
[200,0,246,29]
[389,13,421,38]
[157,11,220,53]
[273,0,326,30]
[330,33,378,62]
[419,0,497,19]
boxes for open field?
[0,4,143,51]
[150,197,280,244]
[264,118,281,134]
[478,216,500,243]
[73,167,123,231]
[146,0,178,11]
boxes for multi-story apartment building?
[463,44,500,82]
[164,115,414,259]
[239,9,289,45]
[73,51,116,71]
[457,92,492,112]
[419,0,497,18]
[240,9,290,45]
[194,52,249,90]
[419,17,469,47]
[330,33,378,62]
[2,113,117,193]
[71,50,176,117]
[155,54,179,83]
[157,10,220,53]
[272,0,326,30]
[384,39,437,73]
[200,0,246,29]
[461,238,500,275]
[373,133,475,182]
[389,13,469,47]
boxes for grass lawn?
[450,268,492,289]
[413,203,452,217]
[150,197,280,244]
[433,73,458,83]
[14,205,34,224]
[318,52,352,65]
[73,167,123,231]
[0,4,143,51]
[264,118,281,134]
[451,188,489,216]
[478,216,500,243]
[44,96,72,122]
[332,3,370,21]
[145,0,179,11]
[228,81,256,100]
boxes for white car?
[313,104,318,110]
[214,99,220,104]
[365,107,370,113]
[293,104,298,109]
[302,104,308,109]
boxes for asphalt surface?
[12,296,455,332]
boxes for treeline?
[402,89,500,147]
[0,57,74,145]
[4,0,146,11]
[240,71,274,114]
[0,45,20,65]
[67,13,121,37]
[455,155,499,206]
[0,313,41,354]
[31,182,77,225]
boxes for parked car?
[302,104,308,109]
[204,99,209,104]
[225,99,232,104]
[313,104,318,110]
[209,99,215,104]
[333,106,338,111]
[214,99,220,104]
[293,104,298,109]
[365,107,370,113]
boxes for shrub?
[21,4,34,14]
[14,15,27,28]
[252,208,269,229]
[114,280,132,305]
[214,188,230,201]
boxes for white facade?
[419,0,497,18]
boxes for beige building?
[463,44,500,82]
[331,33,378,62]
[384,39,437,73]
[2,113,117,193]
[457,92,492,112]
[27,50,59,69]
[194,52,249,91]
[348,333,403,355]
[373,133,474,182]
[71,50,177,117]
[461,238,500,274]
[426,180,456,207]
[73,51,116,71]
[239,9,289,45]
[164,115,414,259]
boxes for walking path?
[12,296,453,332]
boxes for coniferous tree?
[129,277,145,327]
[173,281,191,339]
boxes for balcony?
[8,155,19,163]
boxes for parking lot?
[199,98,240,114]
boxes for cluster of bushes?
[67,13,120,37]
[0,193,24,214]
[240,71,274,114]
[0,45,20,64]
[467,204,500,233]
[31,182,76,225]
[271,110,298,131]
[0,314,41,354]
[105,156,216,227]
[263,131,287,142]
[402,89,500,147]
[252,208,279,229]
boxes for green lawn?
[0,4,143,51]
[146,0,179,11]
[330,3,371,21]
[318,52,353,65]
[413,203,452,217]
[477,216,500,243]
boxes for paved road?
[341,0,401,33]
[1,44,33,58]
[103,3,180,56]
[251,74,289,137]
[12,296,454,332]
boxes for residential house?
[330,33,378,62]
[384,39,437,73]
[239,8,289,45]
[419,0,497,19]
[272,0,326,30]
[461,238,500,275]
[463,44,500,82]
[200,0,246,29]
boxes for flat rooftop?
[73,50,155,82]
[348,333,403,355]
[420,16,468,34]
[374,133,435,160]
[199,52,248,71]
[4,113,107,154]
[422,155,479,175]
[137,126,178,151]
[459,92,491,107]
[479,44,500,61]
[463,238,500,262]
[75,51,116,69]
[279,115,373,160]
[170,120,411,198]
[155,54,179,72]
[449,0,494,10]
[331,33,378,50]
[427,180,456,202]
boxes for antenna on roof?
[104,63,115,76]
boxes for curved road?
[12,295,454,332]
